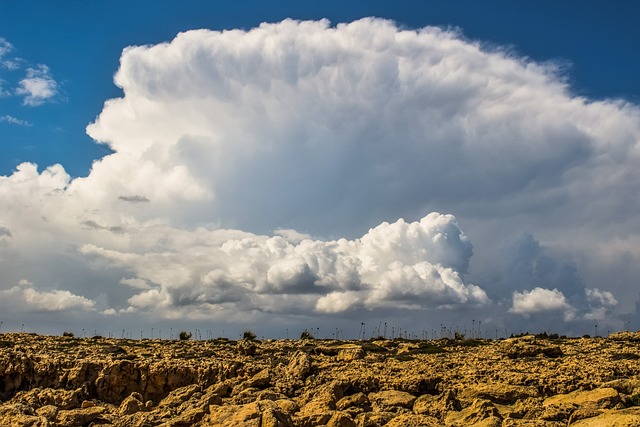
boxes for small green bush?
[243,330,257,340]
[361,342,388,353]
[62,331,74,337]
[179,331,192,340]
[414,343,447,354]
[300,329,315,340]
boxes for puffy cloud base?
[80,213,488,318]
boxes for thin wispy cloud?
[0,37,13,59]
[0,115,32,126]
[0,37,23,70]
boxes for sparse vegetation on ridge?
[299,329,315,340]
[242,330,257,340]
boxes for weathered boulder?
[444,399,501,427]
[262,405,294,427]
[56,406,105,427]
[205,403,261,427]
[337,392,369,411]
[0,403,43,427]
[119,392,145,415]
[472,417,503,427]
[249,368,272,388]
[275,398,299,415]
[158,384,200,408]
[11,387,82,410]
[292,411,333,427]
[111,411,159,427]
[413,389,460,418]
[368,390,416,412]
[460,383,539,405]
[602,378,640,395]
[500,337,563,359]
[501,420,564,426]
[543,387,621,410]
[81,400,95,408]
[569,407,640,426]
[205,400,290,427]
[384,413,443,426]
[35,404,58,421]
[337,347,365,362]
[237,340,257,356]
[540,401,577,421]
[354,411,395,427]
[256,389,289,402]
[326,411,357,427]
[286,351,312,380]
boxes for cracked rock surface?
[1,332,640,426]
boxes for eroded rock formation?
[1,332,640,426]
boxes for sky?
[1,1,640,339]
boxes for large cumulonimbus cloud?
[1,18,639,334]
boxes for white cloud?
[274,228,313,244]
[586,288,618,307]
[80,18,640,246]
[0,38,22,70]
[0,114,32,126]
[0,281,95,313]
[1,19,640,334]
[510,287,575,320]
[119,277,151,290]
[0,38,11,55]
[16,64,58,106]
[76,213,488,318]
[583,288,618,320]
[510,286,619,323]
[0,79,10,96]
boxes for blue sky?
[2,1,639,177]
[1,1,640,338]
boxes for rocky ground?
[2,331,640,426]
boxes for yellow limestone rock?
[119,392,145,415]
[326,411,357,427]
[543,387,621,410]
[2,333,640,427]
[569,407,640,426]
[368,390,416,412]
[444,399,501,427]
[337,346,365,362]
[56,406,106,427]
[384,413,444,426]
[205,400,290,427]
